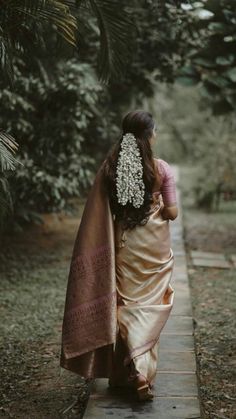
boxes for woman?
[60,110,178,402]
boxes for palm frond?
[85,0,135,83]
[0,176,13,214]
[0,0,78,79]
[0,23,16,82]
[0,131,22,172]
[0,0,77,46]
[0,0,135,83]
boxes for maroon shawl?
[60,161,117,378]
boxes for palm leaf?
[0,131,20,221]
[0,34,14,83]
[0,1,77,46]
[0,0,78,79]
[0,176,14,214]
[84,0,135,83]
[0,131,22,172]
[0,0,135,83]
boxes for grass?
[180,164,236,419]
[0,206,89,419]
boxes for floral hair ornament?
[116,132,145,208]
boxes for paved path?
[83,166,202,419]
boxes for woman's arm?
[161,204,178,220]
[158,159,178,221]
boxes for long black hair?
[102,110,161,230]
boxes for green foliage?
[84,0,135,83]
[193,115,236,209]
[107,0,191,107]
[0,132,20,172]
[177,0,236,114]
[148,83,236,210]
[0,132,22,227]
[148,83,210,162]
[0,0,135,85]
[0,60,118,221]
[0,0,77,83]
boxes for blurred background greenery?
[0,0,235,230]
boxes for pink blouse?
[153,158,177,206]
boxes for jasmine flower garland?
[116,132,145,208]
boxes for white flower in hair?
[116,132,145,208]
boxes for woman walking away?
[60,110,178,402]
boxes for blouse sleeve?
[158,159,177,206]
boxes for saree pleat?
[110,195,175,385]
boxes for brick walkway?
[83,166,202,419]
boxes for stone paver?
[85,397,201,419]
[160,334,195,351]
[190,250,226,260]
[190,250,232,269]
[83,165,202,419]
[163,315,193,334]
[191,257,231,269]
[158,351,196,372]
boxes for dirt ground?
[180,166,236,419]
[0,208,90,419]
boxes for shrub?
[193,116,236,210]
[0,59,119,222]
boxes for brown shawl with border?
[59,160,117,378]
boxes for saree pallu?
[109,194,175,386]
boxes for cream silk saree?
[110,191,174,387]
[60,158,175,387]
